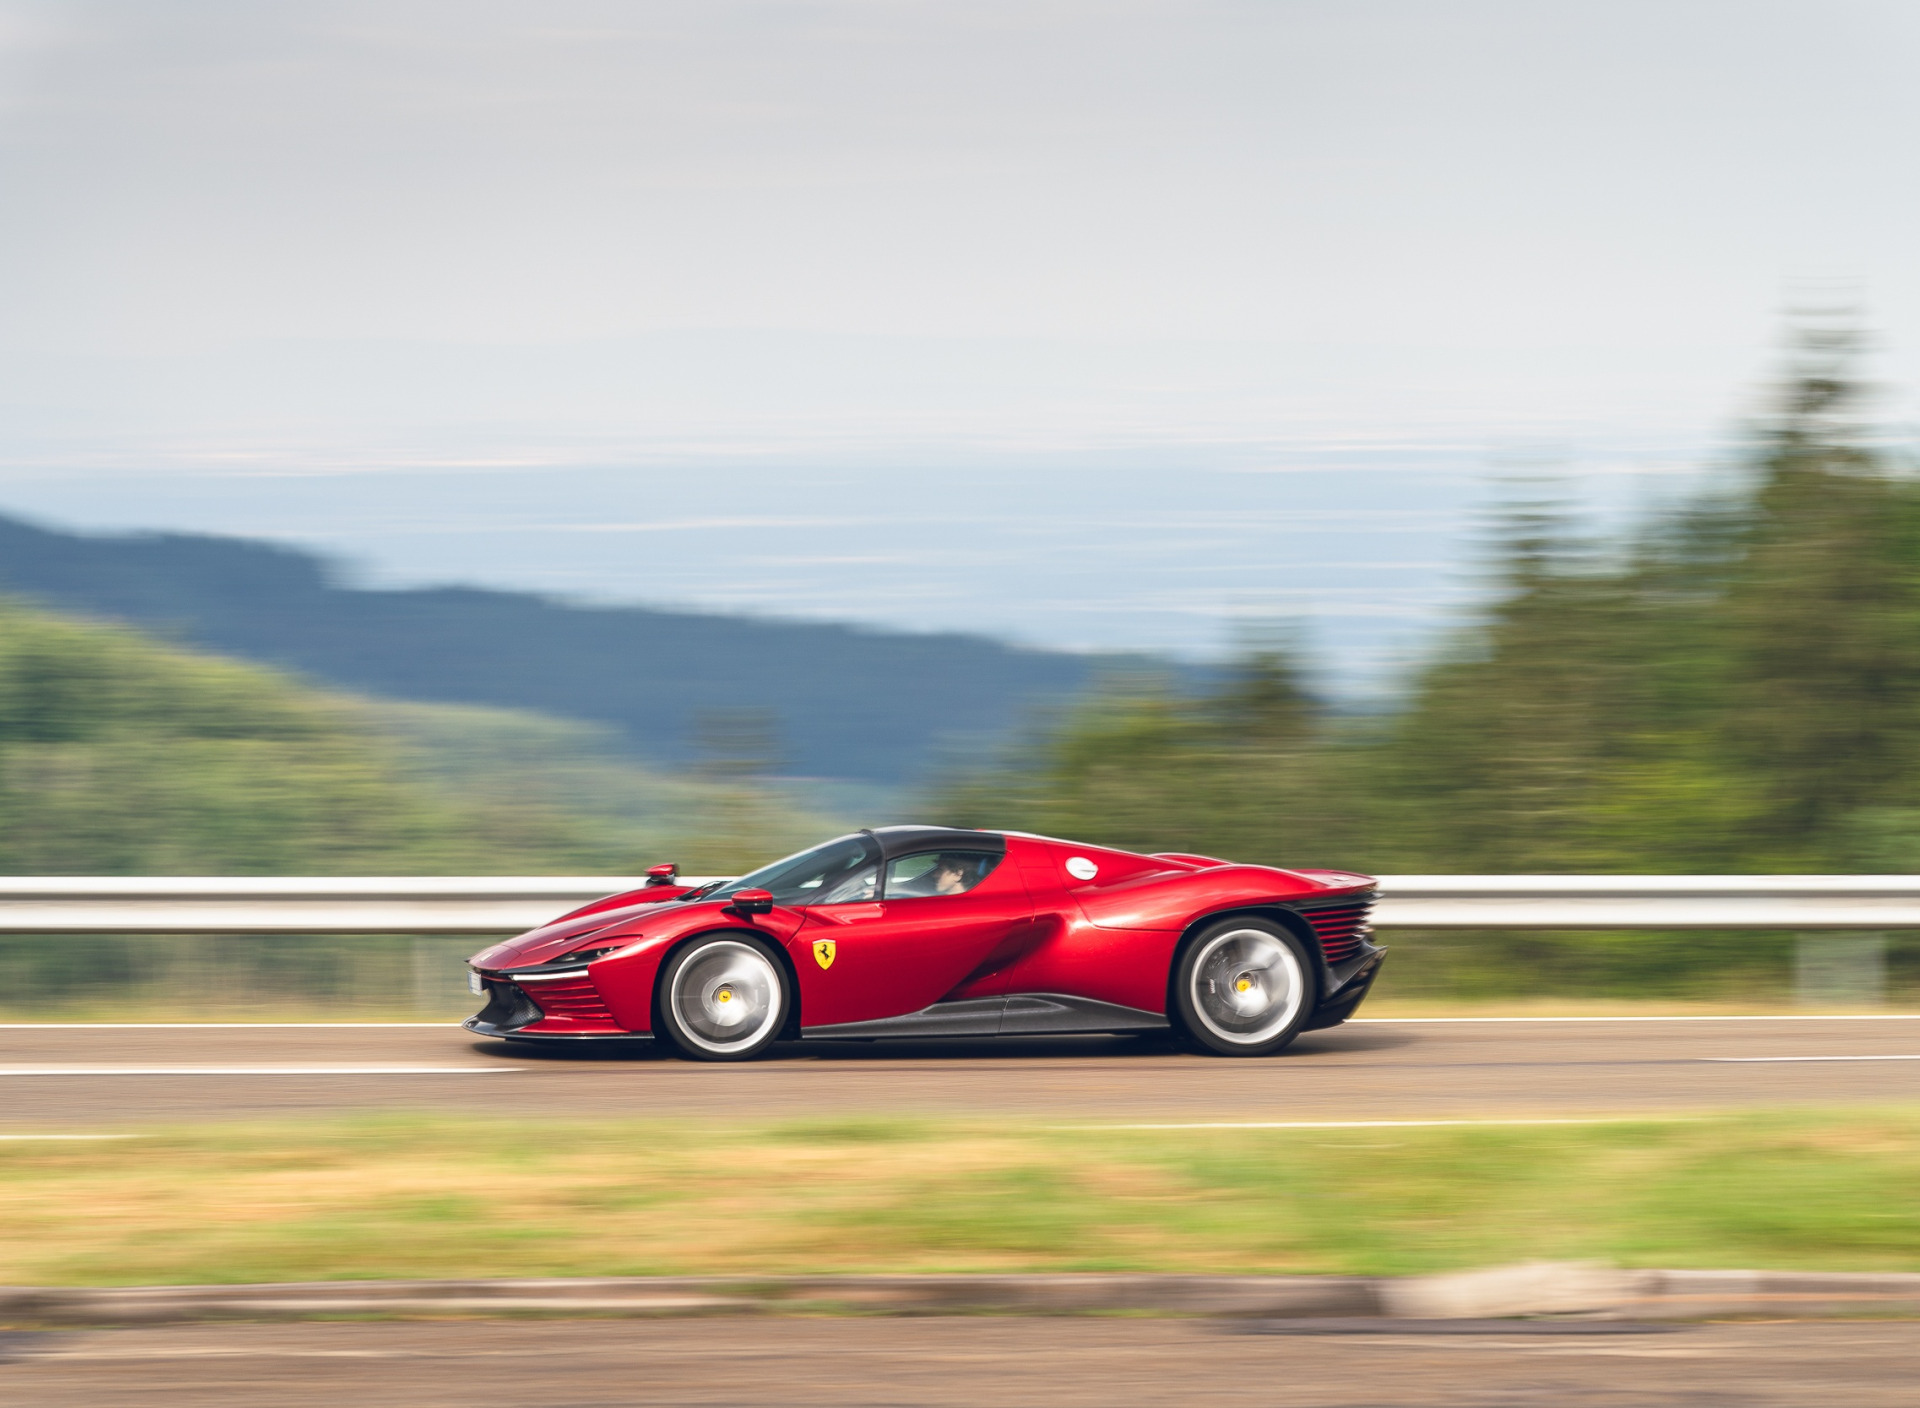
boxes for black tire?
[1171,917,1317,1057]
[655,932,791,1062]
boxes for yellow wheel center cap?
[1235,977,1253,993]
[716,987,733,1003]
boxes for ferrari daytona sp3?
[466,827,1383,1059]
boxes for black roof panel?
[863,825,1006,862]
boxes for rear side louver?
[1299,898,1374,964]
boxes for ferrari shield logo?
[813,939,836,970]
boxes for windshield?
[689,833,882,906]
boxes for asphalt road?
[6,1020,1918,1405]
[1,1016,1917,1127]
[5,1318,1920,1407]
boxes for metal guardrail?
[1,875,1918,933]
[1372,876,1920,930]
[0,877,706,934]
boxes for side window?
[883,851,1001,900]
[734,834,881,905]
[812,863,880,905]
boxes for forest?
[943,329,1920,1001]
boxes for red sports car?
[466,827,1382,1059]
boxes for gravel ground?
[5,1316,1920,1407]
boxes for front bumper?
[464,972,647,1041]
[463,1016,655,1042]
[464,976,541,1035]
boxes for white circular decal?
[1064,856,1099,881]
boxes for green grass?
[5,1109,1920,1286]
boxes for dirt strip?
[5,1268,1919,1326]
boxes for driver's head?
[931,855,973,894]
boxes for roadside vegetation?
[943,321,1920,1004]
[4,1109,1920,1285]
[0,600,845,1016]
[0,598,841,878]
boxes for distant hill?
[0,595,618,874]
[0,513,1170,784]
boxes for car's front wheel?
[657,933,790,1061]
[1172,918,1315,1057]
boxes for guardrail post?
[410,936,439,1016]
[1794,932,1887,1008]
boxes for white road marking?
[0,1015,1914,1029]
[1703,1054,1920,1063]
[1354,1014,1920,1022]
[0,1064,517,1076]
[0,1022,458,1029]
[36,1348,426,1361]
[1089,1117,1663,1131]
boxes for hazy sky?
[1,1,1916,674]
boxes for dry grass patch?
[4,1109,1920,1285]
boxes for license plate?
[468,971,484,996]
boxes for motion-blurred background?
[3,0,1919,1015]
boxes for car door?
[791,849,1035,1032]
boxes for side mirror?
[645,863,679,887]
[729,888,774,916]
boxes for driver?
[927,855,974,894]
[892,852,980,898]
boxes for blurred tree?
[940,313,1920,996]
[943,655,1354,868]
[686,705,798,873]
[1704,316,1920,866]
[1209,647,1318,747]
[691,706,786,782]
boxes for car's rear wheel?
[657,933,789,1061]
[1173,918,1315,1057]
